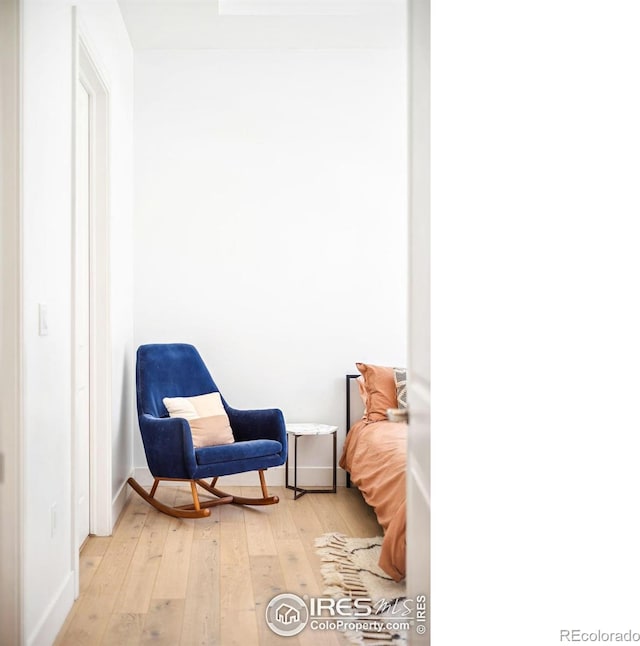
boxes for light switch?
[38,303,48,336]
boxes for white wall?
[0,1,23,643]
[134,45,407,480]
[21,1,133,643]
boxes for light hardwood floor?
[54,485,382,646]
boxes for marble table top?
[285,423,338,436]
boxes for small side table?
[285,423,338,500]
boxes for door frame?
[407,0,430,644]
[0,0,24,641]
[71,9,113,596]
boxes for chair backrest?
[136,343,220,419]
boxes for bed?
[339,363,407,582]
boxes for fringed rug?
[314,533,408,646]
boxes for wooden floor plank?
[285,490,324,543]
[173,484,195,509]
[152,515,195,600]
[81,535,112,557]
[79,553,102,595]
[219,518,259,645]
[179,534,221,646]
[53,542,105,646]
[287,493,331,592]
[112,494,150,542]
[267,487,300,540]
[275,536,341,646]
[53,485,384,646]
[217,485,247,523]
[115,505,172,614]
[310,491,353,535]
[250,554,299,646]
[334,487,383,537]
[56,538,139,645]
[277,538,322,597]
[244,505,278,556]
[102,613,145,646]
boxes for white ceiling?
[116,0,405,50]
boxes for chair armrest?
[226,407,287,448]
[138,414,197,479]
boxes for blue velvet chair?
[128,343,287,518]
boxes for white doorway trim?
[406,1,430,644]
[71,8,113,596]
[0,0,24,642]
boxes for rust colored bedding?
[339,419,407,581]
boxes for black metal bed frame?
[344,373,361,488]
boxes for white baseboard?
[111,472,133,530]
[28,572,74,646]
[132,465,348,488]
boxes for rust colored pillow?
[356,375,368,412]
[356,362,398,422]
[163,392,235,448]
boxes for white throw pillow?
[163,392,234,448]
